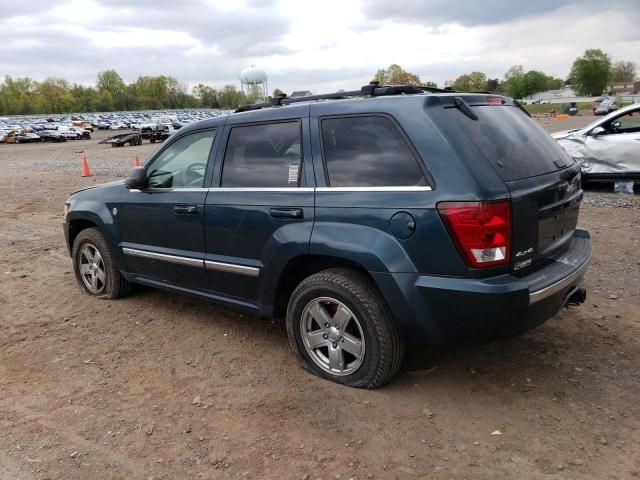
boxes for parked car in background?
[57,127,81,140]
[553,102,640,182]
[63,84,591,388]
[58,126,90,140]
[39,130,68,142]
[3,131,39,143]
[21,132,42,142]
[71,127,91,139]
[72,120,94,132]
[595,99,617,115]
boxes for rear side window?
[451,106,573,182]
[221,122,302,188]
[321,116,428,187]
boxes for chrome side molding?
[122,247,260,277]
[122,247,203,268]
[204,260,260,277]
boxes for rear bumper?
[374,229,592,344]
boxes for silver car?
[552,103,640,182]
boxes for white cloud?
[0,0,638,94]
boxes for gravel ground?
[1,121,639,479]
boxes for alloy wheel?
[300,297,365,376]
[78,243,106,294]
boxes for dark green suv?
[64,84,591,388]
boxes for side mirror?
[124,166,148,189]
[589,126,606,137]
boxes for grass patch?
[524,102,594,114]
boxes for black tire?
[286,268,405,388]
[72,227,131,299]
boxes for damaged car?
[552,103,640,182]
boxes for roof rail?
[234,81,455,113]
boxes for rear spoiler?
[434,95,531,120]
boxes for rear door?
[309,108,447,276]
[436,98,582,273]
[203,110,315,305]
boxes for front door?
[203,116,315,307]
[584,107,640,175]
[116,128,217,290]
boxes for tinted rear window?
[221,122,302,188]
[453,106,573,182]
[321,116,428,187]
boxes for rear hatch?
[435,95,582,273]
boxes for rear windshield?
[452,105,573,182]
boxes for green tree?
[96,70,126,109]
[70,84,100,112]
[217,85,246,109]
[546,77,563,90]
[570,49,611,96]
[502,65,525,98]
[452,71,488,92]
[272,88,286,97]
[0,75,37,114]
[35,78,76,113]
[373,64,421,85]
[487,78,500,92]
[520,70,549,97]
[611,60,636,84]
[193,84,219,108]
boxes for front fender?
[64,204,123,269]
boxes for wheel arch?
[67,217,98,252]
[65,210,120,266]
[265,254,383,318]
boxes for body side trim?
[122,247,203,267]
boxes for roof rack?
[234,81,455,113]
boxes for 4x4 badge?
[515,247,533,257]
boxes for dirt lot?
[1,120,639,480]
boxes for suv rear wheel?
[72,227,131,299]
[286,268,404,388]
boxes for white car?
[58,126,82,140]
[552,103,640,182]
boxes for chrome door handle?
[270,208,303,219]
[174,204,198,214]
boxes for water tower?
[240,65,269,101]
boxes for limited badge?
[514,258,532,270]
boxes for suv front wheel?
[286,268,405,388]
[72,227,131,299]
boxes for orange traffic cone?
[81,154,92,177]
[134,155,141,167]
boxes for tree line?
[374,49,636,99]
[0,69,267,115]
[0,48,636,115]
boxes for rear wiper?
[453,96,478,121]
[513,99,531,118]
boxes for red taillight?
[437,200,511,268]
[486,96,505,105]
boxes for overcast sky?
[1,0,639,94]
